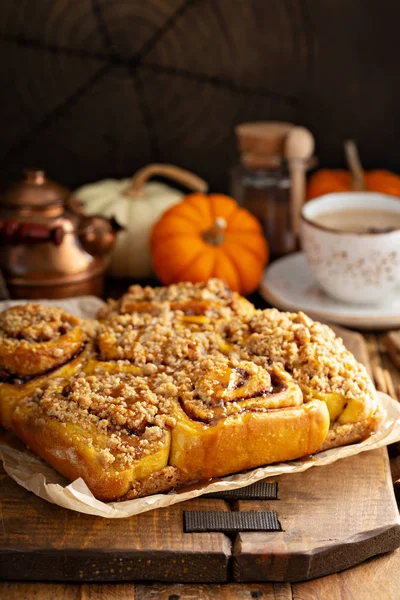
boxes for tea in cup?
[301,192,400,304]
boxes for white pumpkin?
[74,164,208,278]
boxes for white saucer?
[260,252,400,330]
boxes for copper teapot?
[0,170,122,299]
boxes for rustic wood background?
[0,0,399,192]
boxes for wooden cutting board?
[0,327,399,583]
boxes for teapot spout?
[78,215,123,256]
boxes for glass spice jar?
[231,122,312,261]
[231,160,295,261]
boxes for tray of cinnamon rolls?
[0,279,385,503]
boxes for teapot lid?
[2,169,70,207]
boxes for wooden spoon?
[285,126,315,238]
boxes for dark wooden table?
[1,282,400,599]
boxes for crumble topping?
[123,279,234,304]
[230,309,375,403]
[97,311,227,368]
[98,279,255,321]
[0,304,78,342]
[28,371,178,467]
[0,303,87,377]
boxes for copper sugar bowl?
[0,169,122,299]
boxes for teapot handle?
[0,220,64,245]
[123,164,208,198]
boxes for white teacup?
[301,192,400,305]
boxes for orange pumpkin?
[151,193,269,295]
[307,169,400,200]
[307,141,400,200]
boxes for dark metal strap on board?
[205,481,278,501]
[184,510,282,533]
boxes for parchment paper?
[1,296,400,518]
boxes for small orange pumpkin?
[307,141,400,200]
[151,193,269,295]
[307,169,400,200]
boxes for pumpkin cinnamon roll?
[11,369,182,501]
[169,357,329,481]
[0,304,93,430]
[224,308,382,450]
[0,304,87,377]
[96,310,233,370]
[98,278,255,322]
